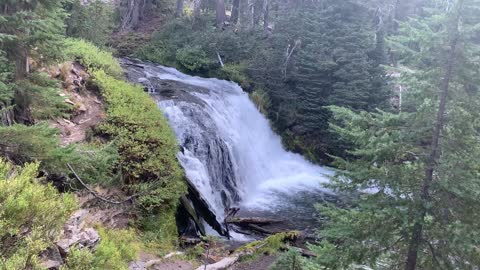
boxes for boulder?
[40,246,64,270]
[56,209,100,256]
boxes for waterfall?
[122,59,333,222]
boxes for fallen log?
[180,237,202,245]
[247,224,275,235]
[195,255,239,270]
[226,217,282,225]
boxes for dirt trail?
[49,62,105,145]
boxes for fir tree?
[308,0,480,269]
[0,0,67,79]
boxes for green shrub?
[70,142,120,186]
[0,159,76,269]
[64,39,123,78]
[92,227,141,270]
[62,228,141,270]
[270,249,306,270]
[134,43,171,66]
[175,46,213,73]
[0,124,77,173]
[15,72,72,120]
[218,63,252,90]
[139,209,179,253]
[92,70,186,209]
[61,247,94,270]
[250,88,271,115]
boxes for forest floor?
[230,255,278,270]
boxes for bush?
[62,247,94,270]
[0,124,77,173]
[62,228,141,270]
[270,249,306,270]
[64,39,123,78]
[139,209,179,253]
[218,63,252,90]
[92,70,186,210]
[15,72,72,120]
[176,46,213,73]
[249,88,271,115]
[0,159,76,269]
[92,228,141,270]
[70,142,120,186]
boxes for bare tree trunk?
[194,0,202,20]
[15,47,28,80]
[262,0,269,32]
[121,0,144,31]
[404,1,464,269]
[249,0,255,26]
[216,0,227,26]
[238,0,249,27]
[231,0,240,24]
[175,0,184,17]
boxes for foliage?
[0,159,76,269]
[237,231,300,257]
[134,1,389,163]
[61,247,94,270]
[0,124,77,172]
[0,0,68,78]
[0,49,13,108]
[92,70,186,210]
[71,142,120,186]
[175,46,213,73]
[270,248,306,270]
[64,39,123,78]
[307,1,480,268]
[249,88,271,116]
[61,228,141,270]
[65,0,115,47]
[15,72,72,120]
[218,63,252,90]
[138,210,179,253]
[92,227,141,270]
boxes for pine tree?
[0,0,67,79]
[257,0,389,161]
[307,0,480,269]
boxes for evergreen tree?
[250,0,389,161]
[0,0,67,79]
[307,0,480,269]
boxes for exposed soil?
[49,62,105,145]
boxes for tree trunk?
[15,46,28,80]
[216,0,227,26]
[121,0,144,31]
[231,0,240,24]
[404,1,464,269]
[262,0,269,32]
[193,0,202,21]
[175,0,184,17]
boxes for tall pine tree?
[307,0,480,269]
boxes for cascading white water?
[122,59,333,222]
